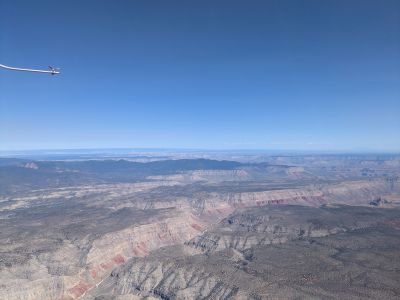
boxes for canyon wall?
[0,178,397,300]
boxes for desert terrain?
[0,152,399,299]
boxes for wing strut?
[0,63,60,75]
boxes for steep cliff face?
[81,206,400,300]
[197,179,393,218]
[0,210,206,300]
[81,212,206,294]
[81,244,265,300]
[68,211,207,299]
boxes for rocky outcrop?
[187,204,396,253]
[23,162,39,170]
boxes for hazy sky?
[1,0,399,151]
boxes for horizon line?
[0,147,399,156]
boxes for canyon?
[0,153,399,299]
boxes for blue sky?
[1,0,399,152]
